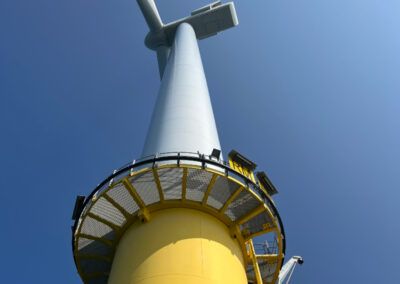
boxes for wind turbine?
[71,1,300,283]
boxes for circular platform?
[72,152,286,284]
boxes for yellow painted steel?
[181,167,187,200]
[228,159,256,183]
[108,208,248,284]
[202,174,218,205]
[152,168,165,202]
[248,239,263,284]
[220,186,243,214]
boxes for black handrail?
[71,152,286,267]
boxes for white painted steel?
[136,0,163,31]
[278,256,303,284]
[137,1,238,78]
[142,23,221,157]
[156,46,170,78]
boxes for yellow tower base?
[73,160,285,283]
[108,208,248,284]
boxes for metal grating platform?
[72,153,285,284]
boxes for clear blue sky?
[1,0,399,283]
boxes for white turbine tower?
[138,0,237,157]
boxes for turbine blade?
[137,0,163,31]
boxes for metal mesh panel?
[107,183,138,214]
[228,171,246,187]
[259,259,278,283]
[207,177,238,210]
[91,197,126,226]
[131,171,160,205]
[225,190,260,221]
[246,263,256,282]
[81,199,94,217]
[77,237,93,250]
[262,196,277,216]
[80,259,111,274]
[80,216,115,240]
[106,170,130,190]
[158,167,183,200]
[94,183,111,200]
[248,183,265,201]
[241,211,273,236]
[186,169,213,201]
[246,260,277,284]
[77,238,113,256]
